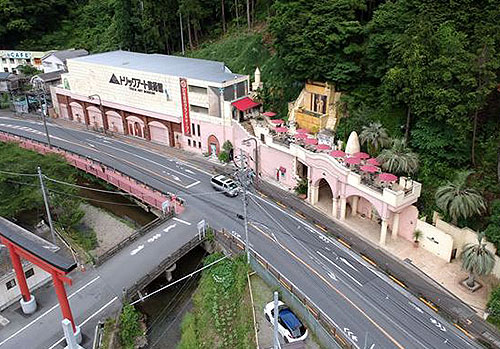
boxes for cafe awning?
[232,97,260,111]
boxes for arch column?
[120,110,128,135]
[309,183,319,205]
[351,196,359,217]
[391,212,400,240]
[339,196,347,220]
[380,218,388,245]
[332,197,338,218]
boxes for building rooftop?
[69,50,246,84]
[42,49,89,64]
[32,70,64,83]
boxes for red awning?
[232,97,260,111]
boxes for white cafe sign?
[2,51,32,59]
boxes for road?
[0,115,480,348]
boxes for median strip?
[388,275,407,289]
[419,296,438,312]
[361,254,377,267]
[314,223,328,233]
[337,238,351,249]
[295,211,306,219]
[453,323,474,339]
[275,201,287,209]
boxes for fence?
[215,229,354,349]
[125,233,206,302]
[94,214,172,266]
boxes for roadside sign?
[197,220,206,239]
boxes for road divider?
[360,254,377,267]
[337,238,351,249]
[419,296,438,312]
[388,275,407,289]
[453,323,474,339]
[275,201,287,209]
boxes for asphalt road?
[0,115,481,349]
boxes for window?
[198,141,201,148]
[9,58,14,64]
[188,85,207,94]
[6,279,16,290]
[3,68,8,73]
[197,125,201,136]
[25,268,35,279]
[188,139,191,146]
[190,105,208,115]
[1,58,6,63]
[34,58,42,65]
[191,123,195,136]
[260,134,266,144]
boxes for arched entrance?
[69,102,85,124]
[106,111,124,134]
[87,106,103,129]
[317,178,333,215]
[207,135,220,156]
[148,121,170,146]
[126,115,145,138]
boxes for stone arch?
[86,106,103,129]
[207,135,220,156]
[345,194,383,220]
[69,101,85,124]
[126,115,145,138]
[148,120,170,146]
[316,178,334,214]
[105,111,124,134]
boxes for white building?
[0,50,46,74]
[42,49,89,73]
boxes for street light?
[88,94,106,133]
[242,137,258,181]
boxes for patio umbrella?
[353,152,370,159]
[270,119,284,124]
[360,165,379,173]
[296,128,309,133]
[330,150,346,157]
[305,138,318,145]
[379,173,398,182]
[263,111,277,117]
[345,157,361,165]
[316,144,331,151]
[366,158,380,166]
[295,133,308,139]
[274,126,288,133]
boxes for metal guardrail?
[94,214,173,266]
[125,233,206,301]
[214,229,356,349]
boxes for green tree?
[435,170,486,224]
[485,200,500,252]
[461,232,495,288]
[377,139,418,176]
[359,122,390,155]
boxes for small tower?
[252,67,263,91]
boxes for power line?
[44,176,134,196]
[130,255,228,306]
[0,169,38,177]
[46,188,141,207]
[4,179,39,187]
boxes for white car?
[264,300,308,343]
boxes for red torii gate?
[0,217,79,337]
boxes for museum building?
[51,51,257,153]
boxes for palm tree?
[360,122,391,155]
[461,232,495,288]
[435,170,486,224]
[377,139,419,175]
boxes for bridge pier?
[165,263,176,282]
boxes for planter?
[413,241,419,248]
[298,193,307,200]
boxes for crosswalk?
[0,123,63,141]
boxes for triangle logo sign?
[109,74,120,84]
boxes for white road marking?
[0,276,101,346]
[147,233,162,243]
[47,296,119,349]
[163,224,176,233]
[317,251,363,287]
[339,256,359,272]
[130,244,145,256]
[173,217,191,225]
[185,180,200,189]
[185,169,195,174]
[172,175,180,181]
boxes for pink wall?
[397,205,419,241]
[106,111,124,134]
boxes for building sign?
[2,51,32,59]
[109,73,166,96]
[179,78,191,136]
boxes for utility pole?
[239,148,250,264]
[179,11,185,55]
[37,87,52,148]
[38,167,56,244]
[273,291,280,349]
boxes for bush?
[485,200,500,253]
[119,304,142,349]
[487,286,500,328]
[222,140,233,153]
[294,178,308,195]
[218,151,230,163]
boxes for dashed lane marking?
[173,217,192,225]
[453,324,474,339]
[419,297,438,312]
[314,223,328,232]
[185,180,201,189]
[275,201,286,208]
[388,275,407,289]
[337,238,351,249]
[163,224,176,233]
[361,254,377,267]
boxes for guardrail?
[125,233,206,301]
[94,214,173,266]
[214,229,355,349]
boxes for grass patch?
[101,318,116,349]
[178,254,255,349]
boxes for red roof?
[232,97,260,111]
